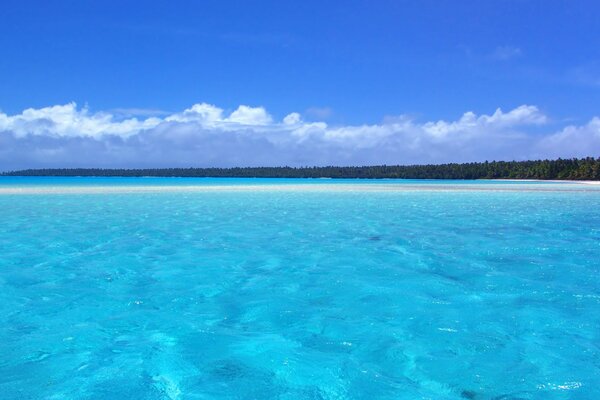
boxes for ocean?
[0,178,598,399]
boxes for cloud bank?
[0,102,598,170]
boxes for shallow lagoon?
[0,179,599,399]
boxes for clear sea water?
[0,178,599,399]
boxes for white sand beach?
[0,181,598,195]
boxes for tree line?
[2,157,599,180]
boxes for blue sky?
[1,1,599,169]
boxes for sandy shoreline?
[494,179,600,185]
[0,181,598,195]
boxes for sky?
[1,0,599,170]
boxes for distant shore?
[1,158,599,180]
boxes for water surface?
[0,178,598,399]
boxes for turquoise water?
[0,176,559,187]
[0,179,599,399]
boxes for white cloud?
[0,102,597,170]
[283,112,301,125]
[227,105,272,125]
[164,103,273,126]
[480,105,547,126]
[0,102,160,138]
[535,117,600,158]
[166,103,224,124]
[421,106,542,140]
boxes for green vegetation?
[2,157,599,180]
